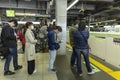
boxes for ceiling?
[49,0,120,23]
[0,0,120,23]
[0,0,51,21]
[67,0,120,23]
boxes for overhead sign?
[6,10,15,17]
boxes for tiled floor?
[0,53,58,80]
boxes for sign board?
[6,10,15,17]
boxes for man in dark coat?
[1,19,22,76]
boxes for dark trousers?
[40,38,47,52]
[75,49,92,74]
[70,47,77,66]
[27,60,35,75]
[22,44,25,53]
[4,48,18,72]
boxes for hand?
[89,47,91,52]
[16,35,19,39]
[35,40,37,43]
[58,40,63,43]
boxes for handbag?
[55,33,60,50]
[55,43,60,50]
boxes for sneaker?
[79,73,83,77]
[14,65,23,70]
[88,71,95,75]
[70,65,76,69]
[4,71,15,76]
[33,69,37,74]
[50,69,57,73]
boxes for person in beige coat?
[25,22,37,75]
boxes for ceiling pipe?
[93,7,120,16]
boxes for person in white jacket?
[25,22,37,75]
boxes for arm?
[69,28,76,46]
[86,31,90,49]
[86,31,89,39]
[26,31,37,44]
[51,32,56,45]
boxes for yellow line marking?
[66,44,120,80]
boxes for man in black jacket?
[1,19,22,75]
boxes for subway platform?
[0,45,57,80]
[0,43,120,80]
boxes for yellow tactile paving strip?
[66,44,120,80]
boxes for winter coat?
[47,30,57,50]
[25,29,37,61]
[74,30,89,49]
[1,24,17,48]
[69,26,77,47]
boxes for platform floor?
[0,53,57,80]
[55,50,117,80]
[0,48,119,80]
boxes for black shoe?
[14,65,23,70]
[4,71,15,76]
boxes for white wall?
[89,32,120,68]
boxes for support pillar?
[56,0,67,55]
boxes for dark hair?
[78,22,86,31]
[25,22,33,28]
[73,21,79,25]
[22,25,27,35]
[54,26,62,32]
[9,19,18,27]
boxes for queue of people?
[0,19,95,77]
[0,19,62,75]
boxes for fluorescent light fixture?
[0,21,40,24]
[67,0,79,11]
[15,13,35,16]
[18,21,40,24]
[90,19,116,24]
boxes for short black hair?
[78,22,86,31]
[9,19,18,27]
[73,21,79,25]
[54,26,62,32]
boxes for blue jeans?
[70,47,77,66]
[4,48,18,72]
[49,50,56,69]
[75,49,92,74]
